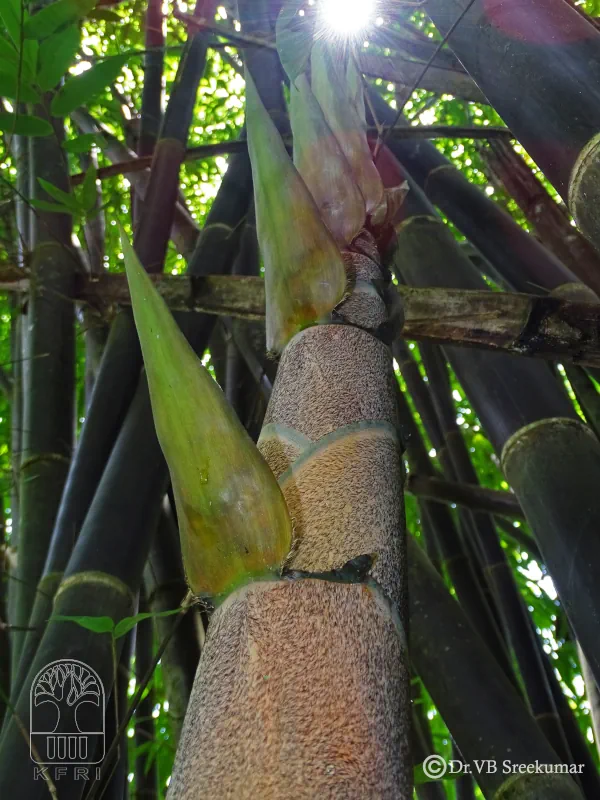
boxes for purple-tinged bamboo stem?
[481,139,600,297]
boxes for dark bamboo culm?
[143,501,201,745]
[421,0,600,253]
[408,536,583,799]
[72,109,199,260]
[406,474,525,520]
[383,148,600,692]
[395,378,517,685]
[12,104,77,677]
[79,149,109,408]
[412,343,591,776]
[6,130,28,659]
[369,91,581,295]
[0,379,165,799]
[134,589,159,800]
[6,29,210,703]
[480,138,600,296]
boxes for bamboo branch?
[360,54,488,104]
[407,474,525,519]
[2,270,599,368]
[70,126,512,185]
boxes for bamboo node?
[493,769,582,800]
[20,452,70,472]
[501,417,595,472]
[569,132,600,249]
[53,570,136,608]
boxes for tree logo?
[30,660,105,765]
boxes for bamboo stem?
[143,502,201,745]
[134,589,159,800]
[12,104,76,676]
[480,139,600,297]
[396,383,516,683]
[419,0,600,251]
[369,91,579,295]
[409,536,583,799]
[417,341,574,764]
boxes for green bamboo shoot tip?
[245,70,347,353]
[120,227,293,600]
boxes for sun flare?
[320,0,376,35]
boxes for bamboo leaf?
[0,112,52,137]
[62,132,102,153]
[311,41,384,214]
[50,614,116,634]
[30,199,76,214]
[0,71,40,103]
[0,0,26,47]
[0,34,19,66]
[113,608,181,640]
[290,72,365,246]
[413,762,461,785]
[37,23,80,91]
[87,8,120,22]
[79,164,98,212]
[38,177,80,210]
[245,70,347,352]
[120,227,293,600]
[275,0,315,83]
[23,0,96,40]
[51,53,127,116]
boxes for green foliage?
[0,112,51,136]
[50,608,181,639]
[0,0,24,47]
[23,0,96,40]
[62,132,104,153]
[37,23,81,91]
[51,54,128,116]
[0,72,40,104]
[31,165,102,218]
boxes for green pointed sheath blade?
[120,229,292,600]
[311,42,384,215]
[245,70,347,353]
[290,73,365,247]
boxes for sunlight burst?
[320,0,376,35]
